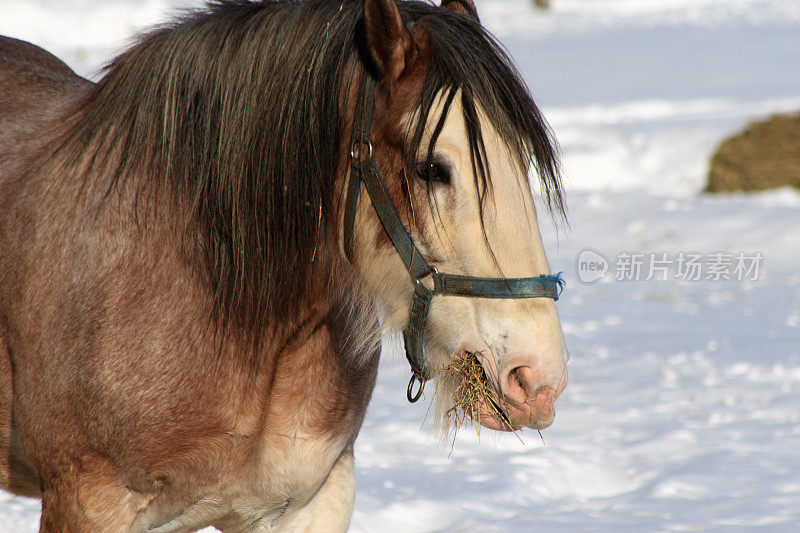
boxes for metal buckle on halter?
[349,133,372,165]
[412,265,439,296]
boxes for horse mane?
[55,0,563,340]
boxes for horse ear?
[363,0,413,83]
[442,0,480,21]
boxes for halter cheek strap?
[344,76,564,402]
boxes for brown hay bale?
[706,112,800,193]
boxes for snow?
[1,0,799,531]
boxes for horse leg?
[0,338,40,497]
[213,446,356,533]
[277,447,356,533]
[39,452,144,532]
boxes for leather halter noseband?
[344,76,564,402]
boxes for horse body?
[0,0,568,530]
[0,34,375,533]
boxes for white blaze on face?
[353,90,568,432]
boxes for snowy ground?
[1,0,799,531]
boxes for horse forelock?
[52,0,563,355]
[404,6,564,217]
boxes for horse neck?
[237,289,380,442]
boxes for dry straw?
[440,350,518,436]
[434,350,548,447]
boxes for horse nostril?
[505,365,536,404]
[495,363,561,429]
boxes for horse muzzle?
[477,358,568,431]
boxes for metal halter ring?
[349,139,372,163]
[407,373,425,403]
[412,265,439,294]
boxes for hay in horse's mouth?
[442,350,519,434]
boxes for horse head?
[344,0,569,432]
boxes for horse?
[0,0,569,530]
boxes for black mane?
[57,0,563,335]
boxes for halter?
[344,76,564,403]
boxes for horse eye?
[416,161,451,184]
